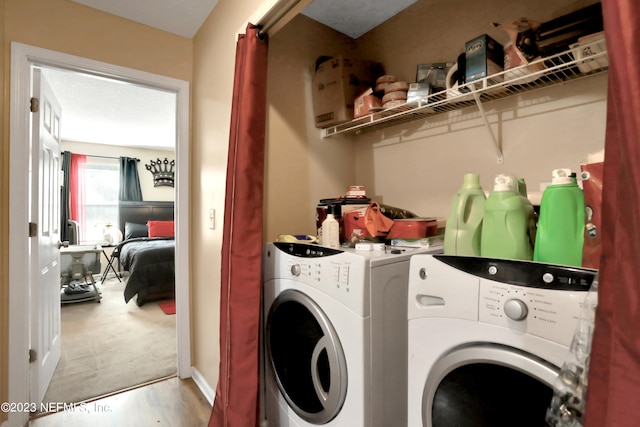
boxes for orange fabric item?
[364,202,395,237]
[147,220,174,237]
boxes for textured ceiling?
[70,0,416,40]
[301,0,417,39]
[71,0,219,39]
[52,0,413,150]
[41,68,177,151]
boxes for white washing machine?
[261,241,442,427]
[407,255,597,427]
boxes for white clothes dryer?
[407,255,597,427]
[261,242,442,427]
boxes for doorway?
[8,42,191,427]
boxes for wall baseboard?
[191,367,215,407]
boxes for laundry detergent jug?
[481,173,533,260]
[518,177,537,247]
[534,168,585,267]
[444,173,486,256]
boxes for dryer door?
[266,289,348,424]
[423,344,558,427]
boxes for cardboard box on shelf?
[312,56,384,128]
[465,34,504,83]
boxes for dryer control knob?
[504,299,528,321]
[291,264,301,276]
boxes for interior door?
[30,68,63,404]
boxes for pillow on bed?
[148,220,175,238]
[125,222,148,240]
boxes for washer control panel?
[434,255,598,347]
[435,255,596,291]
[266,242,367,316]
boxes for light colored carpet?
[43,276,177,404]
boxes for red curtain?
[69,153,87,241]
[585,0,640,425]
[209,23,269,427]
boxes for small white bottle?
[321,205,340,248]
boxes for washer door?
[266,289,348,424]
[423,344,558,427]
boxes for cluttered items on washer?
[60,245,102,303]
[314,185,443,251]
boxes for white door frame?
[8,42,191,426]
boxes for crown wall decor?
[145,158,175,187]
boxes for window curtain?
[584,0,640,425]
[209,23,268,427]
[69,153,87,242]
[60,151,71,242]
[119,156,143,201]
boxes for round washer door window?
[423,344,557,427]
[266,289,348,424]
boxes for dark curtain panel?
[585,1,640,425]
[60,151,71,242]
[209,23,268,427]
[119,156,143,201]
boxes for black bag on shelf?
[535,2,603,56]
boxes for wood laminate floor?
[29,376,211,427]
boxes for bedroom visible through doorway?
[43,65,177,404]
[8,43,191,426]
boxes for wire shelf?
[321,35,608,139]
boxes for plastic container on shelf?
[481,173,533,260]
[444,173,486,256]
[534,168,585,267]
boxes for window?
[81,157,119,245]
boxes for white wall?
[61,140,175,202]
[265,15,361,242]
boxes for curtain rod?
[86,154,139,161]
[257,0,303,38]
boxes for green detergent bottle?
[444,173,486,256]
[534,168,585,267]
[518,178,537,247]
[481,173,533,260]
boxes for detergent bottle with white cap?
[534,168,585,267]
[481,173,533,260]
[444,173,486,256]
